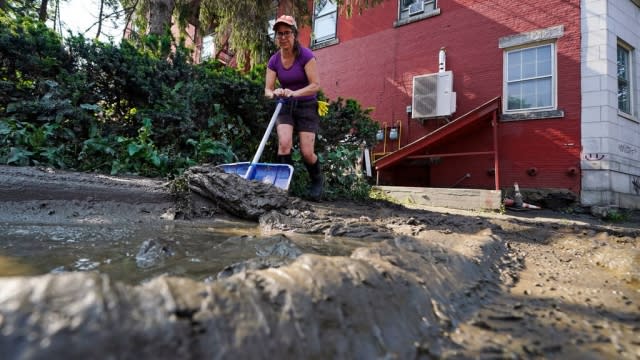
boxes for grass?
[603,209,629,222]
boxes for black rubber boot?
[277,153,294,166]
[304,160,324,201]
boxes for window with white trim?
[313,0,337,45]
[266,0,278,40]
[201,33,215,62]
[268,18,276,40]
[399,0,436,21]
[504,43,556,112]
[617,41,633,116]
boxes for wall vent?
[411,71,456,119]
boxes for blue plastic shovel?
[218,99,294,190]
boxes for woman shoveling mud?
[264,15,324,201]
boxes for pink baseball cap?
[273,15,297,30]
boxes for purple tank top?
[268,46,316,101]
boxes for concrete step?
[374,186,502,211]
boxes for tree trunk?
[148,0,175,35]
[96,0,104,39]
[39,0,49,21]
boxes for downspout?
[492,111,500,190]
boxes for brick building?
[294,0,638,208]
[181,0,638,208]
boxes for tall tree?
[38,0,47,20]
[148,0,174,34]
[2,0,39,17]
[96,0,104,38]
[123,0,383,66]
[95,0,123,39]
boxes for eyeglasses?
[276,31,293,38]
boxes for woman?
[264,15,323,201]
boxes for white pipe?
[438,47,446,73]
[364,147,372,177]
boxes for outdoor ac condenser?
[411,71,456,119]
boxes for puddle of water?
[0,220,363,285]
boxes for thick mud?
[0,166,638,359]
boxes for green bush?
[0,11,380,201]
[285,96,380,200]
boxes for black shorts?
[276,99,320,133]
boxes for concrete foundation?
[374,186,502,210]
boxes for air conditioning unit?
[411,71,457,119]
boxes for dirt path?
[0,166,638,359]
[449,214,639,358]
[311,201,640,358]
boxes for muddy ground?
[0,165,638,359]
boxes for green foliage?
[317,96,379,148]
[603,209,629,222]
[0,11,69,81]
[322,144,371,200]
[186,132,235,165]
[368,187,397,203]
[0,118,69,167]
[122,0,384,67]
[0,11,380,201]
[315,96,380,200]
[0,14,264,176]
[284,95,379,201]
[499,202,506,215]
[1,1,40,18]
[110,118,168,175]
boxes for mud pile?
[0,166,638,359]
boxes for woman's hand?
[273,88,295,98]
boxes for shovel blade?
[218,162,294,190]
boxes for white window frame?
[503,42,557,114]
[312,0,338,46]
[267,1,278,40]
[200,33,215,62]
[617,40,635,117]
[398,0,436,21]
[268,18,276,40]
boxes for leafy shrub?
[286,96,380,200]
[0,11,380,201]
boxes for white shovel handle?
[250,99,284,164]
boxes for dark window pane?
[617,45,631,113]
[507,83,522,110]
[537,78,552,107]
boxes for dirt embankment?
[0,166,638,359]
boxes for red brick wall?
[307,0,581,193]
